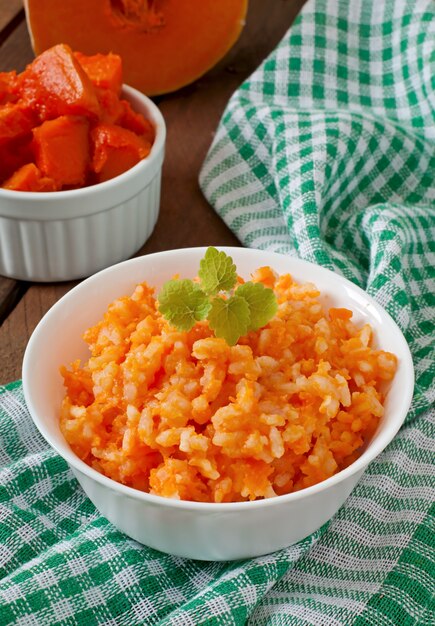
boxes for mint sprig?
[157,247,278,345]
[198,246,237,295]
[208,295,250,346]
[158,279,211,331]
[235,281,278,332]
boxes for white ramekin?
[22,248,414,561]
[0,85,166,282]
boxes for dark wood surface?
[0,0,23,37]
[0,0,306,385]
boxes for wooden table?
[0,0,305,385]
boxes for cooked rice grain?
[60,267,397,502]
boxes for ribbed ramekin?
[0,85,166,282]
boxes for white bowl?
[22,247,414,560]
[0,85,166,282]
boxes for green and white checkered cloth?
[1,0,434,623]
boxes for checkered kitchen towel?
[1,0,434,624]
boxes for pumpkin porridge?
[60,265,397,502]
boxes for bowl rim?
[22,247,415,512]
[0,85,166,208]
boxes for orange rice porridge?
[60,266,398,503]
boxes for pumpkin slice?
[2,163,57,192]
[19,44,100,121]
[24,0,248,95]
[33,115,90,187]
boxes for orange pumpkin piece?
[0,71,19,104]
[118,99,154,141]
[96,88,124,125]
[19,44,100,121]
[74,51,123,94]
[91,123,151,182]
[2,163,58,191]
[96,91,154,139]
[0,136,34,183]
[0,103,37,144]
[33,115,90,187]
[25,0,248,95]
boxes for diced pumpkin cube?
[2,163,58,191]
[0,71,19,104]
[0,136,34,183]
[118,99,155,142]
[94,149,140,183]
[96,88,124,125]
[20,44,100,121]
[74,52,123,95]
[33,115,90,187]
[91,124,151,183]
[0,103,37,144]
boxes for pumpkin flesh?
[24,0,248,95]
[32,115,90,188]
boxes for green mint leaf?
[158,279,211,332]
[236,282,278,332]
[208,295,250,346]
[198,247,237,296]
